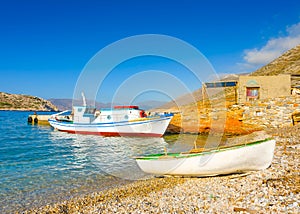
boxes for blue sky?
[0,0,300,102]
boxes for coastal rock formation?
[164,94,300,135]
[0,92,58,111]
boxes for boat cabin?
[72,105,147,123]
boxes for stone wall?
[235,95,300,129]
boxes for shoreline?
[23,125,300,213]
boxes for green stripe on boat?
[135,138,273,160]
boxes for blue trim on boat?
[49,115,172,128]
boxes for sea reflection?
[49,131,168,180]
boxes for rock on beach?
[24,125,300,213]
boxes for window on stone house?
[246,87,259,101]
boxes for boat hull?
[48,116,173,137]
[135,139,276,176]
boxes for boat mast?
[81,92,87,106]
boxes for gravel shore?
[24,125,300,213]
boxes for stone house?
[237,75,291,103]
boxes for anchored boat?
[135,138,276,176]
[48,105,173,137]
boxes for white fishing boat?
[135,138,276,176]
[48,104,173,137]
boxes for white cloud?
[242,22,300,67]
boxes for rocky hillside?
[0,92,58,111]
[251,44,300,76]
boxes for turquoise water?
[0,111,202,213]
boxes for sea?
[0,111,207,213]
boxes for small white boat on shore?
[135,138,276,176]
[48,105,173,137]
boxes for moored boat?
[135,138,276,176]
[48,105,173,137]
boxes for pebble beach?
[24,125,299,213]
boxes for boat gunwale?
[134,138,274,160]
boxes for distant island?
[0,92,58,111]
